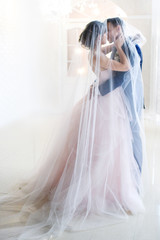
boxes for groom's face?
[107,22,120,43]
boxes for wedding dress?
[0,19,147,240]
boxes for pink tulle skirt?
[0,87,145,238]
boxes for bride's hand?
[114,34,124,49]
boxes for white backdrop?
[0,0,158,192]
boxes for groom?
[98,18,144,173]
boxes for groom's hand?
[114,33,124,49]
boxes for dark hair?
[106,17,124,29]
[79,21,106,50]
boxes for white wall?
[0,0,154,191]
[0,0,67,191]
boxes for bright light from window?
[92,8,100,16]
[77,67,86,74]
[75,47,83,54]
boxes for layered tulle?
[0,73,145,240]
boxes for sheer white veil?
[0,17,148,240]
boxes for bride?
[0,18,146,239]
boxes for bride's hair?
[79,21,106,50]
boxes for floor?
[0,112,160,240]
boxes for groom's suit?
[98,40,144,172]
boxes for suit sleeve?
[98,71,127,96]
[98,42,134,96]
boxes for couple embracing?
[79,17,144,173]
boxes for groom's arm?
[98,71,127,96]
